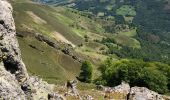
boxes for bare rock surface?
[111,82,130,94]
[0,0,28,99]
[129,87,169,100]
[0,62,26,99]
[0,0,28,83]
[101,82,170,100]
[0,0,65,99]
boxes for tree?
[78,61,93,83]
[143,67,168,94]
[97,59,170,93]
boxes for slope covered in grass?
[12,1,83,83]
[18,36,81,84]
[13,2,83,45]
[11,0,110,83]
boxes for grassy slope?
[12,0,109,83]
[18,36,81,84]
[12,1,82,83]
[114,28,141,48]
[13,2,83,45]
[12,0,140,84]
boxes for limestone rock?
[129,87,168,100]
[111,82,130,94]
[0,62,26,99]
[82,95,94,100]
[0,0,28,83]
[28,76,54,100]
[0,0,29,99]
[48,93,66,100]
[102,82,170,100]
[0,0,64,99]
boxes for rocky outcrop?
[35,33,82,62]
[0,0,65,99]
[0,0,28,83]
[28,76,65,100]
[0,0,29,99]
[35,33,60,50]
[65,80,80,97]
[0,62,26,99]
[129,87,165,100]
[111,82,130,94]
[102,82,170,100]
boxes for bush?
[78,61,93,83]
[97,59,170,93]
[143,67,168,94]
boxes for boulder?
[129,87,167,100]
[111,82,130,94]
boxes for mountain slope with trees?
[10,0,170,96]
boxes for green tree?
[143,67,168,94]
[98,59,170,93]
[153,62,170,91]
[78,61,93,83]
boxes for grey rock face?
[0,1,65,99]
[111,82,130,94]
[48,93,66,100]
[0,0,29,99]
[0,0,28,83]
[129,87,168,100]
[0,61,26,99]
[103,82,170,100]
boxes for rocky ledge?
[101,82,170,100]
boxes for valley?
[8,0,170,98]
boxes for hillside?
[38,0,170,64]
[11,0,111,84]
[7,0,170,98]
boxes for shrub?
[143,67,168,94]
[78,61,93,83]
[97,59,170,93]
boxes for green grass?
[114,34,141,48]
[119,28,137,37]
[13,2,83,45]
[112,28,140,48]
[12,0,110,84]
[116,5,136,16]
[13,1,106,46]
[18,37,81,84]
[124,16,134,23]
[12,0,116,84]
